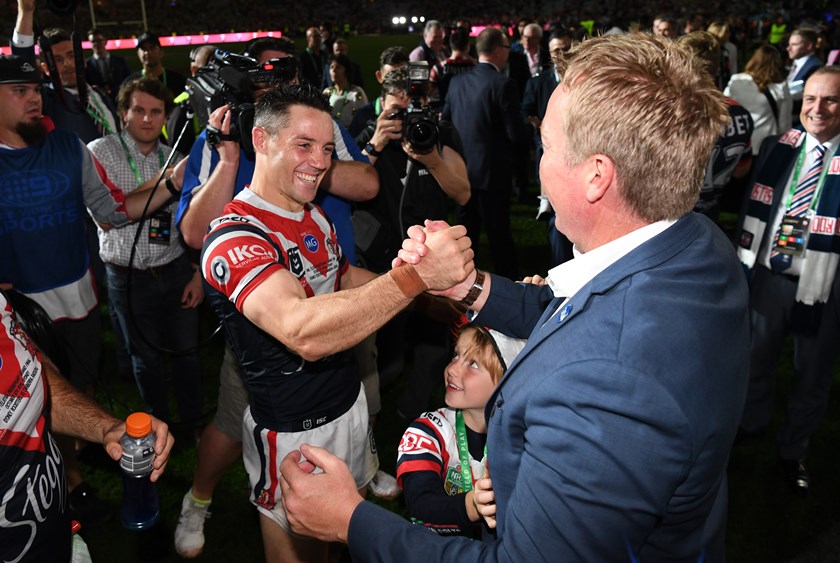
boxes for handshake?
[389,220,481,304]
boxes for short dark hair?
[254,83,330,134]
[243,37,295,60]
[476,27,505,55]
[43,28,72,45]
[117,76,175,116]
[449,28,470,52]
[87,28,104,38]
[330,54,352,73]
[549,28,573,42]
[379,46,409,69]
[381,66,408,98]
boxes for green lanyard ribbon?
[455,410,487,493]
[118,132,164,187]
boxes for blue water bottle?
[119,412,160,530]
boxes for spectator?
[736,66,840,496]
[519,23,550,77]
[324,54,368,129]
[707,20,738,89]
[322,37,365,91]
[396,324,525,536]
[652,14,676,38]
[349,46,408,138]
[678,31,753,223]
[300,27,325,87]
[429,28,475,108]
[85,28,131,103]
[410,20,449,78]
[125,32,187,100]
[522,29,574,264]
[88,76,204,433]
[443,27,531,279]
[725,44,793,155]
[786,28,822,125]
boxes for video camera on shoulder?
[185,49,297,154]
[387,61,439,154]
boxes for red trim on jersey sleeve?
[202,227,287,312]
[90,153,129,216]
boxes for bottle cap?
[126,412,152,438]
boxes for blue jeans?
[106,255,203,428]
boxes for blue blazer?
[442,62,530,193]
[348,213,750,562]
[521,68,558,122]
[792,54,822,83]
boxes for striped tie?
[770,144,827,272]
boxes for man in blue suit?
[279,34,750,561]
[786,28,822,126]
[443,27,531,280]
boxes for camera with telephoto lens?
[387,61,439,154]
[185,49,297,154]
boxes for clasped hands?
[392,219,476,298]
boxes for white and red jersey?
[202,188,347,311]
[396,408,486,495]
[0,293,71,563]
[201,189,359,429]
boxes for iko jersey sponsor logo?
[226,244,269,265]
[810,216,840,236]
[287,247,304,278]
[829,157,840,175]
[0,170,71,208]
[303,234,319,253]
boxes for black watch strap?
[364,142,381,157]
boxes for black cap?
[0,55,43,84]
[136,32,161,48]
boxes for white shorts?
[242,385,379,533]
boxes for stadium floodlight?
[392,16,400,25]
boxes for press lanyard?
[455,410,487,493]
[783,142,836,212]
[118,132,164,187]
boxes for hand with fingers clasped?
[394,220,474,293]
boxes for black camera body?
[388,61,439,154]
[185,50,297,154]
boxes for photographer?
[355,65,469,419]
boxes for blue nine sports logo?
[303,234,319,253]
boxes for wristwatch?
[460,270,485,307]
[364,142,381,157]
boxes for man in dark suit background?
[786,28,822,125]
[522,29,573,265]
[443,27,531,279]
[279,33,749,562]
[85,28,131,102]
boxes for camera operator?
[172,37,379,559]
[354,65,470,420]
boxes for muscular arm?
[238,227,471,362]
[43,356,174,481]
[401,471,477,533]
